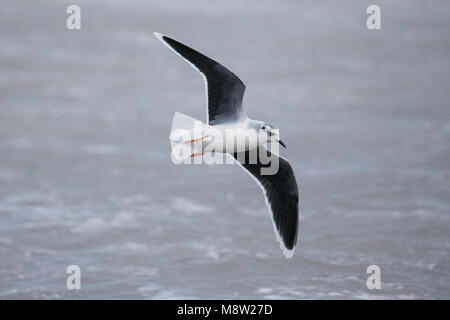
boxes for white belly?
[204,124,260,153]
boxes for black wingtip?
[154,32,174,45]
[154,32,167,42]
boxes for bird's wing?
[154,33,247,125]
[231,146,299,258]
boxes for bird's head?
[259,122,286,149]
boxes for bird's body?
[155,32,299,258]
[202,119,265,153]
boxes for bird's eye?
[261,125,266,130]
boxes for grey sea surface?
[0,0,449,299]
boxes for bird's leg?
[184,136,209,144]
[186,135,209,157]
[190,152,205,157]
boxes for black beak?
[277,139,286,149]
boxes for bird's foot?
[184,136,209,144]
[190,152,205,157]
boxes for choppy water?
[0,0,449,299]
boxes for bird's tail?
[169,112,208,163]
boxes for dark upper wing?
[232,147,299,258]
[155,33,246,125]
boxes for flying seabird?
[154,32,299,258]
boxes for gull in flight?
[154,32,299,258]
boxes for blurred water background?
[0,0,449,299]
